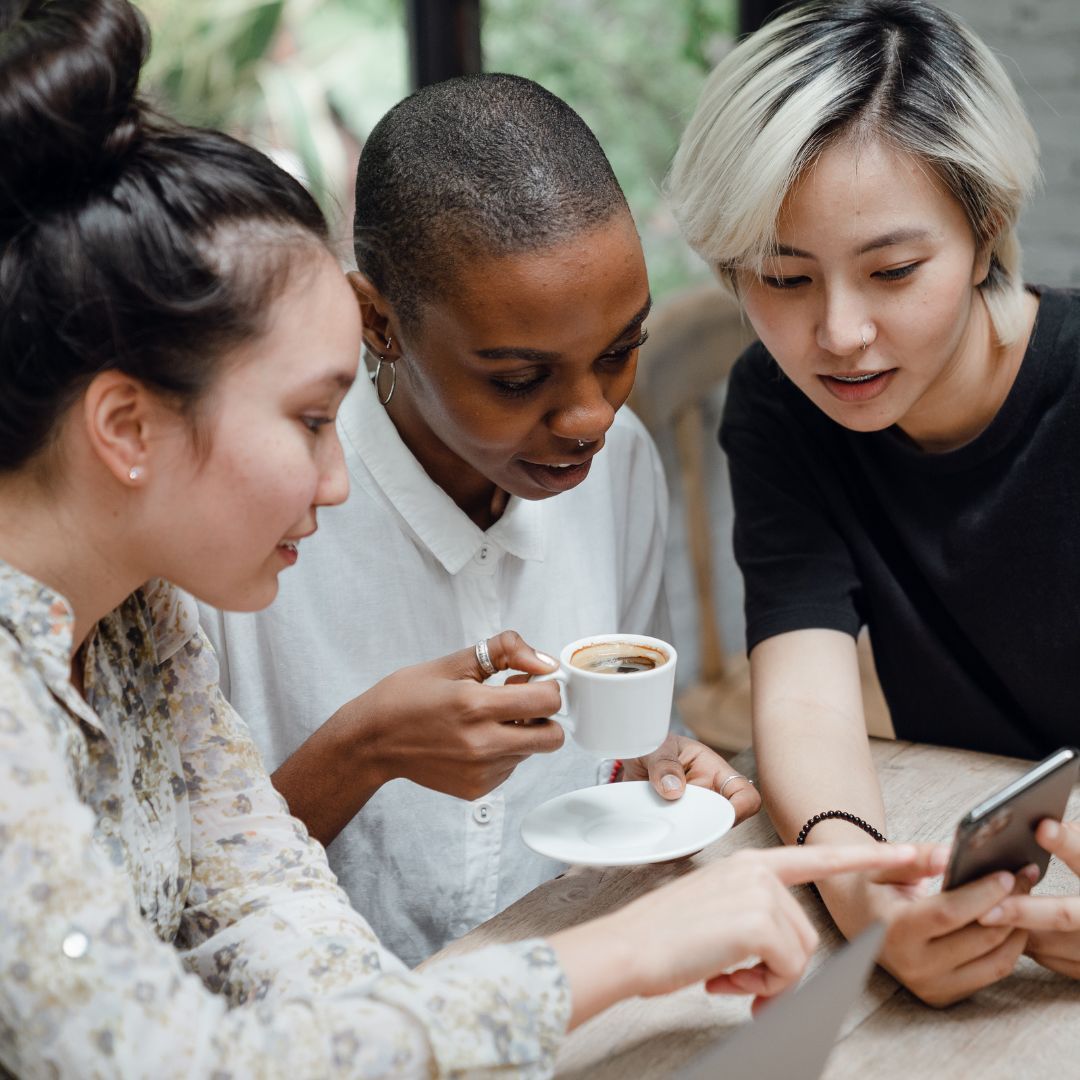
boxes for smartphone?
[943,746,1079,890]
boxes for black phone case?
[943,747,1079,890]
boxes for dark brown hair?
[0,0,330,471]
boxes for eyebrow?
[769,228,933,260]
[308,372,356,392]
[473,295,653,363]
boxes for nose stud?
[577,439,586,448]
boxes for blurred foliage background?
[135,0,735,297]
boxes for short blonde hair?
[667,0,1040,345]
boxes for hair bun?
[0,0,149,234]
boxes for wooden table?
[425,739,1080,1078]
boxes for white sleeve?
[615,410,672,641]
[611,412,687,736]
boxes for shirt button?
[62,930,90,959]
[477,545,490,563]
[473,802,493,824]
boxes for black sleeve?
[720,345,863,652]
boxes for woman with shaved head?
[201,73,761,967]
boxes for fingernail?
[892,844,917,858]
[996,871,1015,891]
[1020,863,1041,885]
[982,905,1004,924]
[1042,820,1061,842]
[534,651,557,668]
[661,775,681,793]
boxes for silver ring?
[719,773,751,797]
[474,638,496,677]
[860,329,869,352]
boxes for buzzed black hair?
[353,73,630,326]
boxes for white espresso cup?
[535,633,677,758]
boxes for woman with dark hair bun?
[0,1,929,1075]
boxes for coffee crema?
[570,641,668,675]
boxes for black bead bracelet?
[795,810,887,846]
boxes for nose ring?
[577,439,586,448]
[860,329,869,352]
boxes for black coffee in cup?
[570,641,668,675]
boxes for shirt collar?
[0,558,103,730]
[338,371,546,574]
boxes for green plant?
[137,0,407,230]
[483,0,735,297]
[136,0,734,295]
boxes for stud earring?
[128,466,143,482]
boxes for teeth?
[280,541,298,552]
[831,372,883,384]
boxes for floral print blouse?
[0,561,570,1078]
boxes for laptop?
[676,922,885,1080]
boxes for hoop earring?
[374,335,396,406]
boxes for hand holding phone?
[943,746,1079,891]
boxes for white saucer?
[521,781,736,867]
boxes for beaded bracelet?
[795,810,887,846]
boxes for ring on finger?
[475,638,497,677]
[719,773,753,798]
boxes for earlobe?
[82,371,153,486]
[346,270,400,359]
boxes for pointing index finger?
[759,842,921,886]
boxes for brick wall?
[946,0,1080,287]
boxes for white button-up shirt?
[200,373,670,965]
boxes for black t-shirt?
[720,286,1080,760]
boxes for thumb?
[644,749,686,801]
[448,630,558,682]
[485,630,559,676]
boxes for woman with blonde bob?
[669,0,1080,1006]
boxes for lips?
[819,368,897,403]
[519,456,595,493]
[276,527,315,566]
